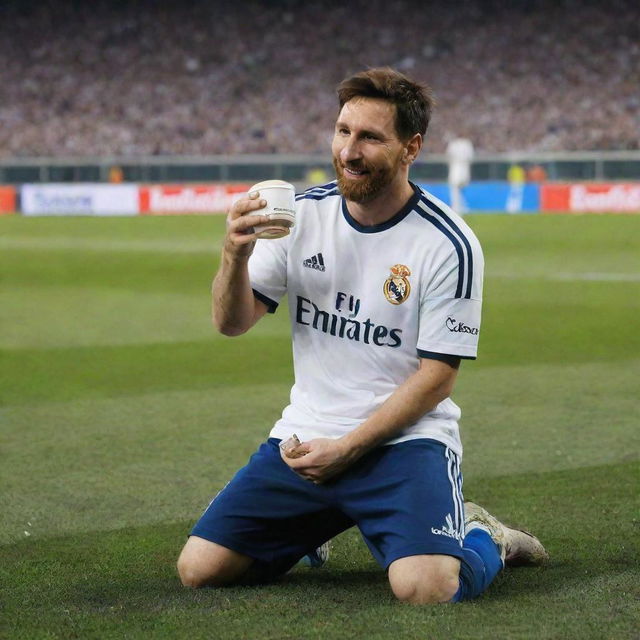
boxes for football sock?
[451,528,504,602]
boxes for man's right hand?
[224,191,270,258]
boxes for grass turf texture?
[1,213,638,639]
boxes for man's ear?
[403,133,423,165]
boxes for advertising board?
[0,186,16,214]
[542,183,640,213]
[138,184,249,214]
[418,182,540,213]
[21,184,139,216]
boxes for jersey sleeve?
[247,235,289,313]
[417,236,484,360]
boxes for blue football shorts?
[190,438,465,570]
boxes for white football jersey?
[248,182,483,455]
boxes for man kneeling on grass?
[177,66,548,604]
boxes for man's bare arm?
[212,192,271,336]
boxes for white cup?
[249,180,296,239]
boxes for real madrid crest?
[383,264,412,305]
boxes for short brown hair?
[337,67,435,141]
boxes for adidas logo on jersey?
[431,513,462,541]
[303,252,326,272]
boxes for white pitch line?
[2,238,638,282]
[488,271,640,282]
[554,272,640,282]
[0,236,219,254]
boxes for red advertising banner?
[540,184,570,212]
[542,183,640,213]
[0,186,16,214]
[139,184,250,215]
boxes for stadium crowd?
[1,0,638,158]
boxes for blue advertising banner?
[418,182,541,213]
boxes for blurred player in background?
[178,67,548,603]
[446,135,474,214]
[526,163,548,183]
[506,163,526,213]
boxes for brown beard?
[332,156,400,204]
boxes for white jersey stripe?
[307,180,338,192]
[296,188,340,202]
[296,181,340,201]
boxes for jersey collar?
[341,182,421,233]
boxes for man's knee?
[388,555,460,604]
[390,571,459,604]
[177,555,212,588]
[177,536,253,588]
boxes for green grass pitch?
[1,213,638,639]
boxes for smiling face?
[331,97,412,204]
